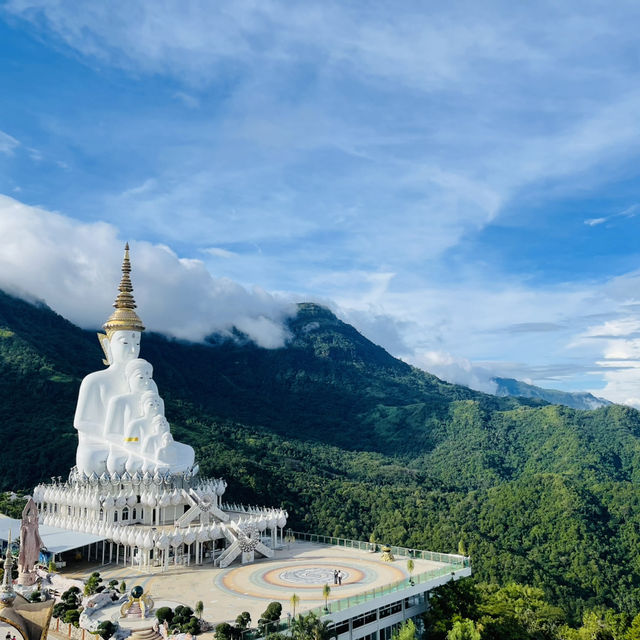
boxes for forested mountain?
[2,289,640,624]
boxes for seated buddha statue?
[73,244,195,477]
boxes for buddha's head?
[152,415,170,434]
[104,331,141,365]
[140,391,163,418]
[161,432,174,447]
[125,358,153,391]
[98,244,145,366]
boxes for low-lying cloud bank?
[4,194,640,409]
[0,195,295,348]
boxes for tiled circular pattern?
[278,567,348,585]
[217,559,406,602]
[264,565,362,588]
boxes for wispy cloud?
[0,130,19,155]
[585,204,639,226]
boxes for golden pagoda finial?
[102,243,146,339]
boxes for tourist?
[333,569,338,585]
[338,570,343,586]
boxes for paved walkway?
[60,542,448,629]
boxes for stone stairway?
[130,628,163,640]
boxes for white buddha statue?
[73,244,195,477]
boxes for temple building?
[31,245,286,570]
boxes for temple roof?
[0,594,54,640]
[0,516,105,555]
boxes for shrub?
[156,607,174,624]
[63,609,81,627]
[96,621,117,640]
[215,623,233,640]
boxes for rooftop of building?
[59,533,469,637]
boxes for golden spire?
[103,243,146,338]
[0,530,16,607]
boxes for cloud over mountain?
[0,195,294,348]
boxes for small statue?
[18,499,43,586]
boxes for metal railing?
[288,530,470,567]
[305,561,467,617]
[246,562,469,639]
[237,531,471,639]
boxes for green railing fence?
[239,531,471,639]
[288,530,470,567]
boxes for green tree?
[63,609,81,627]
[290,612,333,640]
[62,587,81,609]
[392,620,417,640]
[258,602,282,636]
[156,607,174,624]
[446,620,480,640]
[423,579,479,640]
[96,621,117,640]
[479,582,564,639]
[119,581,127,593]
[322,584,331,612]
[84,571,102,595]
[195,600,204,620]
[290,593,300,619]
[406,559,415,585]
[235,612,251,630]
[628,614,640,640]
[215,623,233,640]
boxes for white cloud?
[409,350,498,395]
[584,204,639,227]
[202,247,238,259]
[0,195,295,348]
[0,130,20,155]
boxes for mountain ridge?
[493,376,611,410]
[3,289,640,617]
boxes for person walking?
[333,569,338,585]
[338,570,343,586]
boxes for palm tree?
[322,583,331,612]
[292,613,333,640]
[290,593,300,620]
[195,600,204,620]
[406,558,415,585]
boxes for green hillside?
[2,290,640,623]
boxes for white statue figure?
[104,358,161,439]
[130,391,193,473]
[104,359,163,474]
[123,391,166,473]
[73,244,195,477]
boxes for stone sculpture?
[17,498,43,586]
[73,244,195,477]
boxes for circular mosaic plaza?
[278,567,350,585]
[216,559,406,602]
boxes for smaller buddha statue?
[125,392,167,473]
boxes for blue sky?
[2,1,640,405]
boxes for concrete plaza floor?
[60,542,451,632]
